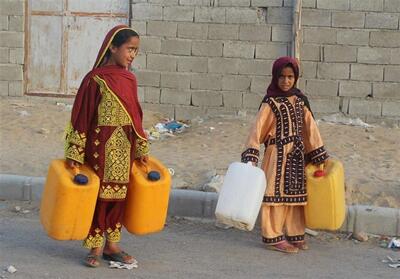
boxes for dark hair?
[104,29,139,59]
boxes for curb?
[0,174,399,236]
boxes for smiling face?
[277,66,296,92]
[109,36,140,68]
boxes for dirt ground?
[0,96,399,208]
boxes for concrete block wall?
[0,0,24,97]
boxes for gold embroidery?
[135,137,150,158]
[99,185,127,200]
[94,139,100,146]
[93,152,99,158]
[65,144,85,164]
[106,223,122,242]
[65,122,87,148]
[94,164,99,171]
[95,127,101,134]
[104,126,131,183]
[83,228,104,249]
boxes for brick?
[8,15,23,32]
[348,99,381,116]
[147,54,177,71]
[350,0,383,11]
[337,30,369,46]
[317,63,350,80]
[391,48,400,65]
[164,6,194,22]
[144,87,161,103]
[161,39,192,56]
[192,40,223,57]
[239,59,272,75]
[382,101,400,117]
[177,23,208,39]
[0,32,23,47]
[302,9,331,27]
[219,0,251,7]
[385,66,400,82]
[251,76,270,93]
[303,0,316,8]
[191,74,222,90]
[250,0,283,7]
[306,79,338,96]
[332,12,365,28]
[373,82,400,98]
[300,61,317,78]
[339,81,371,97]
[9,47,24,64]
[160,88,191,105]
[223,41,255,58]
[192,90,223,106]
[0,0,24,16]
[300,44,320,61]
[226,8,259,24]
[147,21,177,37]
[365,13,398,29]
[255,43,287,59]
[208,24,239,40]
[136,70,160,86]
[208,57,240,74]
[351,64,383,81]
[143,103,175,119]
[194,7,225,23]
[266,7,292,24]
[324,45,357,63]
[0,16,8,30]
[0,47,9,63]
[0,81,8,96]
[222,74,251,91]
[384,0,400,13]
[357,47,391,64]
[308,97,340,113]
[161,72,191,89]
[8,80,23,96]
[243,93,263,109]
[178,56,208,73]
[131,4,163,21]
[271,26,291,42]
[239,25,271,42]
[303,27,336,44]
[222,91,243,108]
[131,21,147,35]
[0,64,22,80]
[317,0,349,10]
[370,31,400,48]
[140,36,161,53]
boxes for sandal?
[292,241,309,250]
[267,240,299,254]
[102,251,137,264]
[84,254,101,268]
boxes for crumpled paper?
[108,260,138,270]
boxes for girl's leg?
[285,205,308,250]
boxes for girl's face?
[278,66,296,92]
[109,36,140,68]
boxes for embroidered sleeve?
[135,137,150,158]
[241,148,260,164]
[64,122,87,164]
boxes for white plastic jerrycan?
[215,162,267,231]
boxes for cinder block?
[308,97,340,113]
[160,88,191,105]
[222,74,251,91]
[384,0,400,12]
[238,59,272,75]
[143,103,175,119]
[324,45,357,63]
[348,99,381,116]
[255,43,287,59]
[178,56,208,73]
[283,0,294,7]
[132,54,146,70]
[317,0,349,10]
[365,13,398,29]
[136,70,161,87]
[303,27,336,44]
[192,90,223,106]
[175,105,207,120]
[271,26,291,42]
[138,87,144,102]
[208,24,239,40]
[250,0,282,7]
[339,81,371,97]
[219,0,251,6]
[131,4,163,21]
[370,31,400,48]
[373,82,400,98]
[149,0,179,5]
[131,21,147,36]
[239,25,271,42]
[222,91,243,108]
[357,47,391,64]
[161,72,191,89]
[147,54,177,71]
[317,63,350,80]
[391,48,400,65]
[194,7,225,23]
[192,40,223,57]
[147,21,177,37]
[0,16,8,30]
[223,41,255,58]
[8,80,23,96]
[144,87,161,103]
[177,23,208,39]
[300,44,320,61]
[243,93,263,109]
[351,64,383,81]
[297,78,306,92]
[140,36,161,53]
[306,79,338,96]
[9,47,24,64]
[208,57,240,74]
[179,0,213,5]
[350,0,383,11]
[0,32,23,47]
[300,61,317,78]
[164,6,194,22]
[8,15,23,32]
[385,66,400,82]
[303,0,316,8]
[0,0,24,16]
[266,7,292,24]
[382,101,400,117]
[0,81,8,96]
[302,9,331,27]
[332,12,365,28]
[0,64,22,80]
[0,47,9,63]
[226,8,259,24]
[337,29,369,46]
[161,39,192,56]
[191,73,222,90]
[250,76,270,93]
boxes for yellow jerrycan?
[40,159,100,240]
[305,159,345,230]
[123,156,171,235]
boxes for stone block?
[348,99,381,116]
[226,8,259,24]
[339,81,372,97]
[222,91,243,108]
[178,56,208,73]
[136,70,161,87]
[223,41,255,58]
[161,72,191,89]
[161,39,192,56]
[239,25,271,42]
[194,7,225,23]
[385,66,400,82]
[271,26,292,42]
[143,103,175,118]
[351,64,383,81]
[308,97,340,113]
[9,47,24,64]
[147,21,177,37]
[384,0,400,12]
[300,44,321,61]
[317,63,350,80]
[357,47,391,64]
[373,82,400,98]
[219,0,251,7]
[131,21,147,36]
[0,0,24,16]
[300,61,317,78]
[192,90,223,106]
[332,12,365,28]
[177,23,208,39]
[160,88,191,105]
[222,74,251,91]
[324,45,357,63]
[8,80,23,96]
[303,27,336,44]
[0,47,9,63]
[140,36,161,53]
[147,54,177,71]
[208,24,239,40]
[250,0,283,7]
[317,0,349,10]
[0,32,23,47]
[243,93,263,109]
[382,101,400,117]
[337,29,370,46]
[239,59,272,75]
[266,7,292,24]
[164,6,194,22]
[306,79,338,96]
[191,74,222,90]
[208,57,240,74]
[131,4,163,21]
[192,40,223,57]
[302,9,331,27]
[8,16,23,32]
[144,87,161,103]
[251,76,270,93]
[175,105,207,120]
[370,31,400,47]
[255,43,287,59]
[0,64,22,80]
[365,13,398,29]
[350,0,383,11]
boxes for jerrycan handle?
[72,166,89,185]
[313,163,326,178]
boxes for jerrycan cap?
[73,174,89,185]
[148,171,161,181]
[313,170,326,177]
